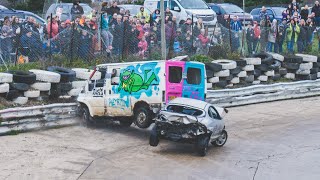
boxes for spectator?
[125,10,131,17]
[297,19,307,53]
[20,30,35,59]
[184,30,193,53]
[140,16,147,26]
[246,22,254,55]
[113,15,124,55]
[286,17,300,53]
[58,21,67,33]
[306,17,316,47]
[230,16,242,52]
[165,7,173,19]
[109,1,120,16]
[291,0,299,11]
[152,9,160,21]
[181,18,192,35]
[138,35,148,59]
[282,9,288,20]
[137,7,150,23]
[312,1,320,26]
[276,19,287,53]
[267,19,277,52]
[292,5,300,15]
[46,17,59,38]
[259,6,268,22]
[78,30,91,61]
[101,13,113,53]
[197,29,209,54]
[101,2,109,14]
[71,1,84,20]
[110,13,118,28]
[1,19,14,61]
[193,18,204,38]
[253,21,261,54]
[165,18,176,51]
[11,16,21,50]
[301,5,309,21]
[287,4,293,16]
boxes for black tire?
[216,80,228,88]
[245,75,254,83]
[254,69,261,77]
[149,126,159,147]
[225,75,234,81]
[119,117,133,127]
[317,56,320,63]
[134,106,153,128]
[310,68,319,74]
[205,63,222,72]
[49,83,61,98]
[313,62,319,68]
[295,74,316,81]
[212,130,228,147]
[10,83,30,91]
[272,74,281,81]
[253,53,273,65]
[284,62,300,70]
[5,90,20,100]
[7,70,36,84]
[284,55,303,63]
[82,106,95,127]
[230,67,241,75]
[60,82,73,91]
[279,68,288,76]
[257,64,273,72]
[47,66,76,83]
[196,135,210,157]
[246,71,254,76]
[235,59,247,67]
[271,60,282,71]
[206,70,214,78]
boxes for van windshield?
[177,0,208,9]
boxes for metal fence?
[1,15,320,68]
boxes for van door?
[165,61,185,103]
[182,62,205,101]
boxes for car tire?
[7,70,36,84]
[284,55,303,63]
[134,106,153,129]
[205,63,222,72]
[214,70,230,77]
[5,89,20,100]
[258,75,268,82]
[235,59,247,67]
[10,83,30,91]
[296,54,317,62]
[310,68,319,74]
[47,66,76,83]
[242,57,261,65]
[119,117,133,127]
[29,69,61,83]
[212,60,237,70]
[82,106,95,127]
[313,62,319,68]
[245,75,254,83]
[216,80,228,88]
[0,83,9,93]
[68,88,82,96]
[212,130,228,147]
[268,52,284,62]
[242,65,254,71]
[0,73,13,83]
[279,68,288,76]
[285,73,295,79]
[237,71,247,77]
[231,77,240,84]
[24,90,40,98]
[264,70,275,77]
[230,67,241,75]
[208,77,219,83]
[272,74,281,81]
[60,82,73,91]
[49,83,61,98]
[271,60,282,71]
[72,68,102,80]
[149,126,159,147]
[31,82,51,91]
[13,97,28,105]
[196,135,210,157]
[284,62,300,70]
[254,69,261,77]
[253,52,273,65]
[206,70,214,78]
[299,62,313,70]
[72,81,87,89]
[296,69,311,75]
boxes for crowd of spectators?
[2,0,320,63]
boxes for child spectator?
[246,23,254,55]
[138,36,148,59]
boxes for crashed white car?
[149,97,228,156]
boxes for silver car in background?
[149,97,228,156]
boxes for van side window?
[187,68,201,85]
[169,66,182,83]
[157,1,168,10]
[170,1,178,10]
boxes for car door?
[165,61,185,103]
[208,106,224,136]
[182,62,205,101]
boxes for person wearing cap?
[286,17,300,53]
[137,6,150,23]
[275,18,287,53]
[71,1,84,20]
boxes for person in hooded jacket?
[71,1,84,20]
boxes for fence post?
[228,15,232,53]
[191,14,194,55]
[70,20,75,65]
[49,13,53,62]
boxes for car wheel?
[134,106,152,128]
[119,117,133,127]
[212,130,228,147]
[82,106,95,127]
[149,127,159,147]
[196,135,210,157]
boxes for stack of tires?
[252,53,282,84]
[241,57,261,84]
[0,73,12,101]
[207,60,240,88]
[283,54,318,80]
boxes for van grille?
[197,15,214,22]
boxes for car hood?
[159,111,200,124]
[186,9,215,15]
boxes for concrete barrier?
[0,103,79,135]
[207,79,320,107]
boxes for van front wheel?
[134,106,152,128]
[82,107,95,127]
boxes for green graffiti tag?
[118,69,157,94]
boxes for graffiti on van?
[108,97,129,109]
[114,62,160,99]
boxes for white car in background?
[149,97,228,156]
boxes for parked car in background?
[149,97,228,156]
[0,5,8,10]
[208,3,253,25]
[118,4,151,17]
[144,0,217,26]
[45,3,92,21]
[0,9,46,26]
[250,7,286,22]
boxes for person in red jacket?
[47,17,59,38]
[197,29,209,54]
[138,35,148,59]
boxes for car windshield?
[177,0,208,9]
[272,8,285,16]
[220,4,244,13]
[167,105,204,116]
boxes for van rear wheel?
[134,106,152,128]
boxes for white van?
[144,0,217,26]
